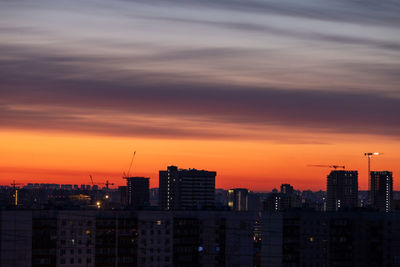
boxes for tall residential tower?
[126,177,150,207]
[370,171,393,212]
[159,166,216,210]
[327,170,358,211]
[228,188,249,211]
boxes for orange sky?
[1,130,398,191]
[1,0,400,192]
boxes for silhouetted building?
[228,188,249,211]
[119,186,128,206]
[159,166,216,210]
[149,188,159,206]
[394,200,400,211]
[280,184,294,195]
[172,211,253,267]
[263,193,281,212]
[261,210,400,267]
[58,211,95,266]
[0,211,32,266]
[126,177,149,207]
[61,184,73,190]
[263,185,301,212]
[370,171,393,212]
[248,192,262,212]
[215,189,228,209]
[96,211,138,266]
[32,211,57,266]
[327,170,358,211]
[0,210,253,267]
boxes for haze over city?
[1,0,400,190]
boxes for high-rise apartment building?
[0,210,253,267]
[327,170,358,211]
[370,171,393,212]
[159,166,216,210]
[228,188,249,211]
[126,177,150,207]
[261,210,400,267]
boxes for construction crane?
[364,152,383,174]
[11,180,23,206]
[99,180,114,190]
[308,165,346,170]
[89,175,94,186]
[364,152,383,204]
[89,175,114,189]
[123,151,136,178]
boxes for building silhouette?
[261,210,400,267]
[0,210,253,267]
[126,177,150,207]
[280,184,294,195]
[370,171,393,212]
[228,188,249,211]
[327,170,358,211]
[263,184,301,212]
[118,186,128,206]
[159,166,216,210]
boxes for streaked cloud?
[1,0,400,142]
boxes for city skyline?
[0,161,396,191]
[1,0,400,191]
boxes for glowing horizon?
[1,130,398,191]
[1,0,399,191]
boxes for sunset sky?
[1,0,400,191]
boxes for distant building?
[279,183,300,210]
[126,177,150,207]
[118,186,128,206]
[248,192,262,212]
[280,184,294,195]
[263,192,281,212]
[61,184,73,190]
[159,166,216,210]
[263,184,301,212]
[327,170,358,211]
[228,188,249,211]
[215,189,228,209]
[370,171,393,212]
[149,188,159,206]
[69,194,91,206]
